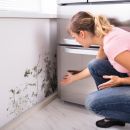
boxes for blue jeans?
[85,59,130,123]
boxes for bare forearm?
[71,46,107,82]
[73,68,91,82]
[120,77,130,85]
[72,53,106,82]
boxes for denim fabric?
[85,59,130,123]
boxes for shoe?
[96,118,125,128]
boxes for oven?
[57,39,98,105]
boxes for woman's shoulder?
[103,26,130,60]
[103,26,130,44]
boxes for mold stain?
[6,53,57,116]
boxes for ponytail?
[94,15,112,37]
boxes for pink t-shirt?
[103,27,130,76]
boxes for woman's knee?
[87,59,105,72]
[84,92,100,112]
[87,59,111,78]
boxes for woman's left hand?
[98,75,122,90]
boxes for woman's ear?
[79,30,86,39]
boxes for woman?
[60,11,130,128]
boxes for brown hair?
[68,11,112,38]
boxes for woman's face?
[70,30,93,48]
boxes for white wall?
[0,0,58,14]
[0,18,57,127]
[41,0,57,14]
[0,0,41,12]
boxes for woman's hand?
[98,75,122,90]
[60,72,75,87]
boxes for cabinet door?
[57,46,97,105]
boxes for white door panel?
[57,46,97,105]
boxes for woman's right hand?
[60,72,75,87]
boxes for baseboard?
[1,91,58,130]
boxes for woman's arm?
[71,68,90,81]
[98,50,130,90]
[96,45,107,59]
[120,77,130,85]
[115,50,130,85]
[68,46,107,81]
[60,46,106,86]
[60,68,91,86]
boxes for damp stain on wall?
[6,53,57,116]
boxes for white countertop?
[0,10,57,19]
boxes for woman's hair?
[68,11,112,38]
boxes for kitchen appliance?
[57,39,98,105]
[57,0,130,105]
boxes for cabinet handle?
[65,47,98,55]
